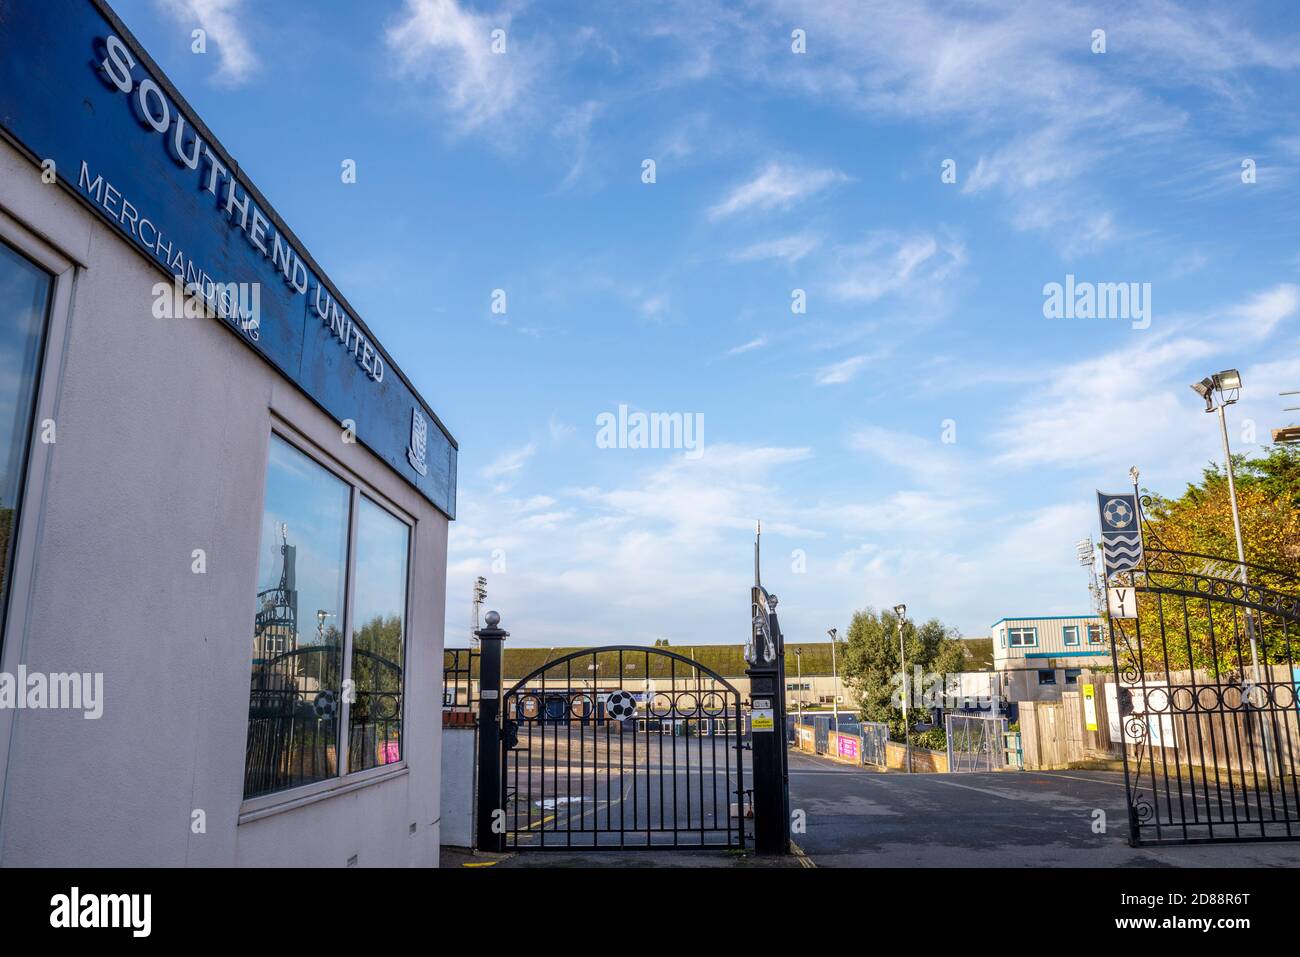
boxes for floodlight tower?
[471,576,488,644]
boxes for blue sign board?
[0,0,456,517]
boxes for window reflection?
[244,436,350,799]
[349,496,409,772]
[0,242,53,642]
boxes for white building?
[0,1,455,866]
[990,615,1107,704]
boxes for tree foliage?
[1144,445,1300,571]
[837,607,965,744]
[1121,444,1300,676]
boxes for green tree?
[1144,444,1300,571]
[1122,444,1300,675]
[838,607,965,746]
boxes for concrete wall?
[440,725,476,848]
[0,137,449,866]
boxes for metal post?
[796,648,803,728]
[746,602,790,855]
[1215,405,1274,771]
[474,610,508,852]
[1217,405,1261,683]
[898,612,911,773]
[829,633,839,735]
[747,657,786,854]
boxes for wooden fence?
[1019,666,1300,776]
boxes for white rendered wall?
[439,726,476,848]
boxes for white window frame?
[240,424,415,819]
[1062,625,1080,647]
[0,210,81,818]
[1087,623,1103,644]
[1008,626,1038,648]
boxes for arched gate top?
[504,644,742,697]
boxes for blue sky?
[115,0,1300,646]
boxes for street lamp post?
[894,604,910,773]
[795,647,803,728]
[827,628,839,736]
[1190,370,1261,685]
[1192,369,1273,771]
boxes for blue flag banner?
[1097,491,1142,576]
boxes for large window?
[244,434,410,800]
[349,496,410,772]
[1062,625,1080,647]
[0,242,53,646]
[1008,627,1037,648]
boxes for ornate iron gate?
[1108,536,1300,845]
[500,646,747,850]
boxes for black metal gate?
[1108,540,1300,845]
[500,646,747,850]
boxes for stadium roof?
[445,642,841,680]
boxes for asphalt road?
[504,726,748,848]
[786,748,1300,867]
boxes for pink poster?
[381,741,401,764]
[838,735,859,760]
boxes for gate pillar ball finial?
[474,608,508,852]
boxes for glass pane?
[349,496,409,772]
[0,242,53,638]
[244,436,351,799]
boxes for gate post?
[474,610,508,853]
[746,599,790,855]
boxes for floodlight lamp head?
[893,604,907,620]
[1213,369,1242,404]
[1191,376,1216,412]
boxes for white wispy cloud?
[386,0,536,130]
[727,0,1300,251]
[156,0,258,86]
[727,336,768,356]
[814,354,871,385]
[481,442,537,480]
[991,285,1300,480]
[848,425,961,488]
[708,163,846,220]
[729,233,821,264]
[827,231,966,304]
[1230,283,1299,339]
